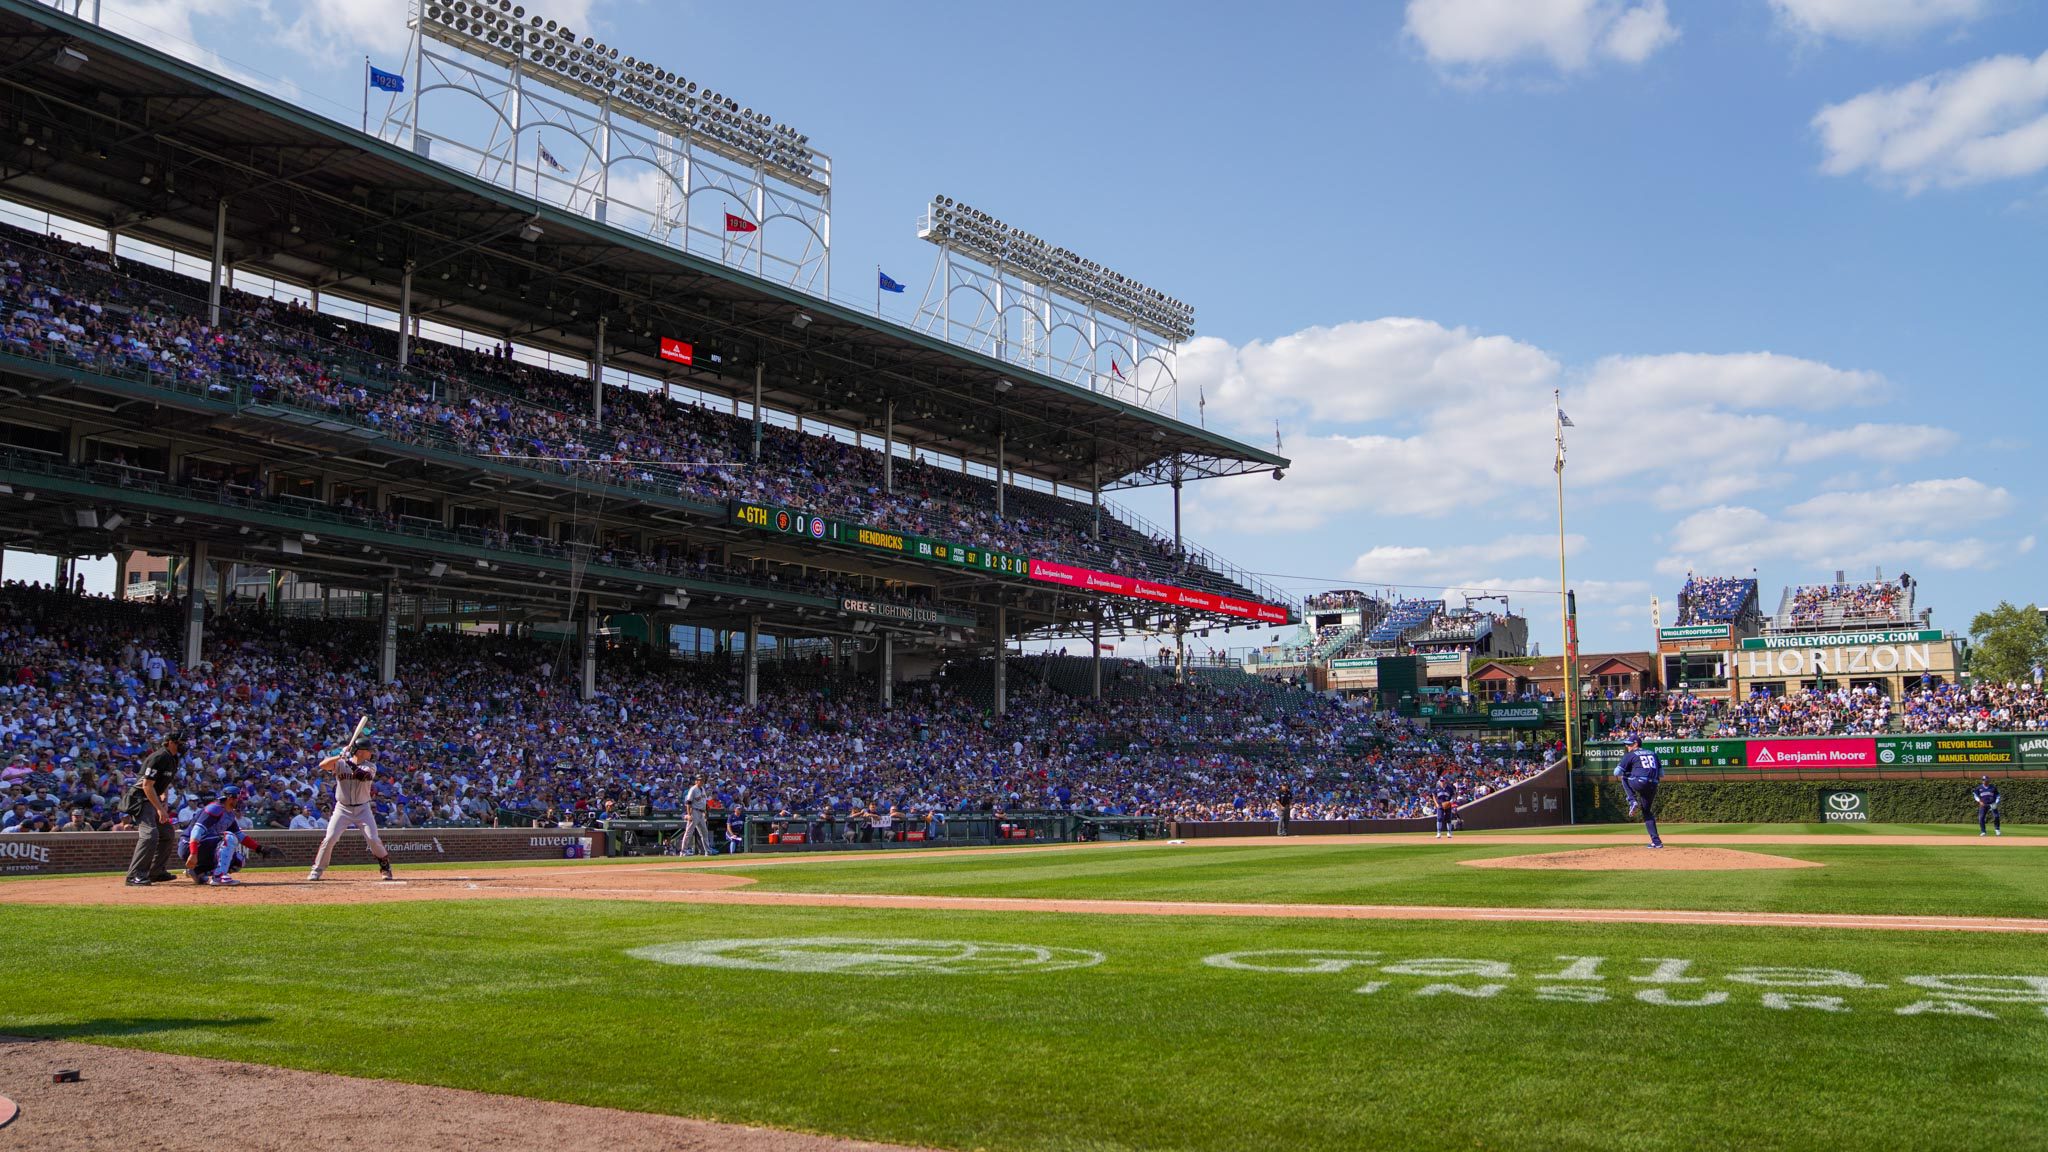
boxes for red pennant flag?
[1111,359,1124,380]
[724,212,758,233]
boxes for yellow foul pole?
[1554,390,1576,770]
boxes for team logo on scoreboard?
[810,517,825,538]
[774,510,792,532]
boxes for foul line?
[465,882,2048,934]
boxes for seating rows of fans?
[1676,574,1755,625]
[1786,579,1909,628]
[1366,598,1443,645]
[0,585,1548,834]
[0,224,1263,604]
[1616,681,2048,739]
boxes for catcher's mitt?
[256,844,280,859]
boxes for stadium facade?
[1658,570,1957,701]
[0,0,1291,713]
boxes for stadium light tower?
[913,195,1193,416]
[378,0,832,295]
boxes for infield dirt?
[0,1036,924,1152]
[5,857,2048,932]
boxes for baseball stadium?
[1,2,2045,1150]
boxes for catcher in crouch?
[308,738,396,882]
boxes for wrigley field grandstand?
[3,3,2047,1151]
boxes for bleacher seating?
[1368,599,1443,645]
[0,223,1273,608]
[0,587,1547,828]
[1676,575,1756,624]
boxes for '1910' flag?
[724,213,757,233]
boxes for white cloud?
[1581,351,1885,411]
[1796,421,1957,460]
[1184,323,1948,535]
[1192,317,1557,428]
[1660,478,2013,574]
[97,0,266,69]
[273,0,597,62]
[1403,0,1678,76]
[1348,535,1584,585]
[1815,49,2048,191]
[1770,0,1988,42]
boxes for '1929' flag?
[724,213,757,233]
[659,338,694,365]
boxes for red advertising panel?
[1026,561,1290,623]
[658,337,694,365]
[1747,738,1878,770]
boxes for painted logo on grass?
[629,937,1105,976]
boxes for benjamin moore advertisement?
[1594,734,2029,771]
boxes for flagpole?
[876,264,881,319]
[1554,388,1577,792]
[362,56,370,134]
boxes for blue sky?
[19,0,2048,652]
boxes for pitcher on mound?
[308,738,395,882]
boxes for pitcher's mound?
[1461,846,1823,872]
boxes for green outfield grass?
[4,899,2046,1152]
[727,838,2048,919]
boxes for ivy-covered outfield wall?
[1574,776,2044,825]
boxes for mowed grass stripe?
[3,900,2045,1152]
[726,839,2048,919]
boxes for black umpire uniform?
[123,732,184,885]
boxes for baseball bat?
[341,714,372,758]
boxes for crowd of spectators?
[0,225,1257,603]
[1788,579,1906,627]
[1615,677,2048,739]
[1304,590,1383,613]
[0,584,1548,838]
[1677,574,1754,625]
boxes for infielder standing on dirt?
[308,738,395,881]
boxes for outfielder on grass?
[308,723,396,882]
[1974,775,2003,838]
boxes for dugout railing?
[741,810,1082,852]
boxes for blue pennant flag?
[878,271,906,294]
[369,66,405,93]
